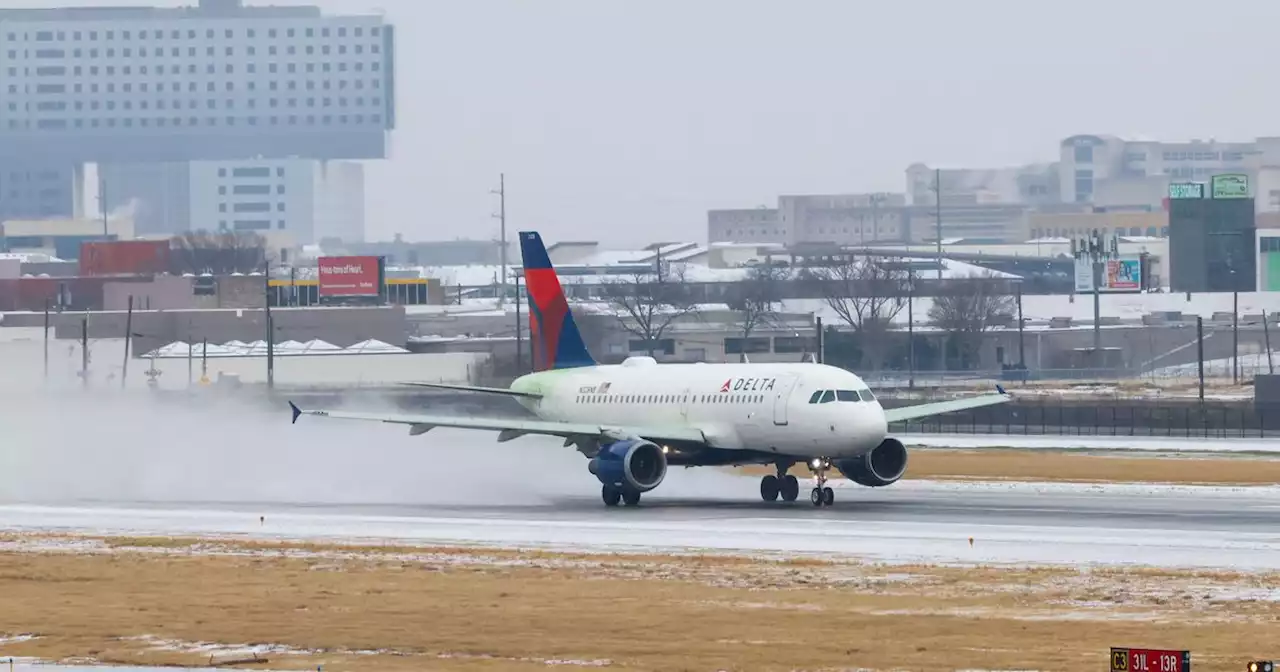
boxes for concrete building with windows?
[905,162,1060,207]
[0,0,393,242]
[708,192,1031,246]
[1057,134,1280,210]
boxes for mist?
[0,389,745,507]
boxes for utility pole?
[1197,316,1205,402]
[907,266,915,389]
[1016,282,1026,373]
[42,299,50,382]
[933,168,943,280]
[264,261,274,389]
[121,295,133,389]
[514,272,523,374]
[1233,288,1239,385]
[81,316,89,388]
[98,169,109,239]
[1264,310,1276,375]
[492,173,507,305]
[815,316,824,364]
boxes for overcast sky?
[13,0,1280,246]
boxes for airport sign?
[1110,647,1190,672]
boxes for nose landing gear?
[807,457,835,507]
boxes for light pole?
[906,263,915,389]
[869,193,886,246]
[1072,230,1118,369]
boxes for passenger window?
[836,390,858,402]
[808,391,823,404]
[819,390,835,404]
[858,389,876,402]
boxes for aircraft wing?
[401,381,542,399]
[882,386,1012,424]
[288,402,706,445]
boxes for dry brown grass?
[0,536,1277,671]
[739,449,1280,485]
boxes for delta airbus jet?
[289,231,1011,508]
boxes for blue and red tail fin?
[519,231,597,371]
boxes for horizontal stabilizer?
[402,382,542,399]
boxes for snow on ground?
[902,433,1280,453]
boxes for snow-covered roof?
[139,338,407,359]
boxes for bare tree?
[170,230,268,275]
[726,262,790,341]
[927,271,1016,370]
[804,254,908,370]
[598,261,697,358]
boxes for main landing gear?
[760,462,800,502]
[807,457,835,507]
[602,484,642,507]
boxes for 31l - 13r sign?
[318,255,383,297]
[1110,647,1191,672]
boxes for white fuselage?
[511,358,889,459]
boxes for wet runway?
[4,479,1279,570]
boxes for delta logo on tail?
[719,377,778,393]
[519,231,597,372]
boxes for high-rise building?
[0,0,394,242]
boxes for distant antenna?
[491,173,507,306]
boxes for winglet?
[996,384,1007,395]
[289,401,302,424]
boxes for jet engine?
[837,437,908,487]
[587,439,668,492]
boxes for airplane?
[289,230,1012,508]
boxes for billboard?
[1168,182,1204,199]
[79,240,171,276]
[318,255,384,298]
[1074,255,1143,293]
[1211,173,1249,199]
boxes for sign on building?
[1210,173,1249,199]
[1168,182,1205,199]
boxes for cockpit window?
[858,389,876,402]
[819,390,835,404]
[807,390,823,404]
[836,390,858,402]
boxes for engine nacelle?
[587,439,667,492]
[837,437,908,487]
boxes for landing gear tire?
[602,485,621,507]
[822,486,835,506]
[810,487,824,507]
[780,475,799,502]
[760,475,780,502]
[621,487,642,507]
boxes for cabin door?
[772,375,799,426]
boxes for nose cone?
[871,402,889,436]
[844,402,888,451]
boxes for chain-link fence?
[886,396,1278,439]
